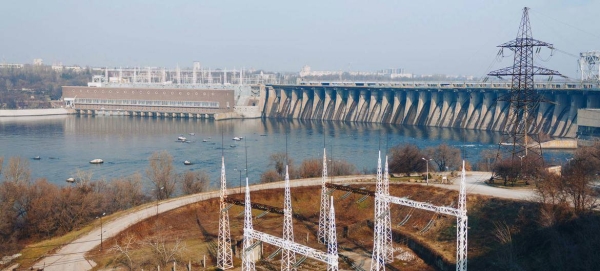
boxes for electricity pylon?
[281,165,297,271]
[318,148,330,244]
[242,177,256,271]
[370,151,386,271]
[327,196,338,271]
[217,157,234,269]
[383,156,393,261]
[487,7,563,177]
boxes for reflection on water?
[0,115,572,187]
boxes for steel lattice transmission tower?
[217,157,234,270]
[456,161,469,271]
[327,196,339,271]
[579,51,600,82]
[487,7,563,167]
[383,156,393,262]
[281,165,297,271]
[318,148,330,244]
[242,178,256,271]
[370,151,386,271]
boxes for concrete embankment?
[539,139,578,149]
[0,108,73,117]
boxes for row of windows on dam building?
[71,88,226,97]
[73,98,220,108]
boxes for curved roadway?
[32,172,535,270]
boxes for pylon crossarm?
[246,229,338,267]
[497,38,553,48]
[382,195,462,217]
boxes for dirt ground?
[87,183,486,271]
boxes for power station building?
[62,86,235,118]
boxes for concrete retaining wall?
[0,108,72,117]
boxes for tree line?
[0,65,92,109]
[0,151,210,255]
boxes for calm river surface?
[0,115,572,188]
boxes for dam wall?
[262,82,600,138]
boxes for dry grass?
[87,184,475,270]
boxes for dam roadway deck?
[261,81,600,138]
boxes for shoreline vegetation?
[1,142,599,270]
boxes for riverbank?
[0,108,73,117]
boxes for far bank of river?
[0,115,574,187]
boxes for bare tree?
[72,169,93,187]
[181,170,211,195]
[298,158,322,178]
[562,152,599,214]
[3,156,30,183]
[261,169,281,183]
[146,151,176,200]
[269,152,294,177]
[476,149,497,171]
[425,144,461,171]
[108,173,146,211]
[389,144,426,176]
[142,234,187,267]
[110,234,137,271]
[328,159,357,176]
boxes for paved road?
[32,175,363,271]
[435,171,536,201]
[32,172,534,271]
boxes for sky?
[1,0,599,78]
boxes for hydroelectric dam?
[260,81,600,138]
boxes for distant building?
[33,58,43,66]
[0,63,24,69]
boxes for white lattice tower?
[370,151,385,271]
[456,161,468,271]
[281,165,297,271]
[242,177,256,271]
[318,148,330,244]
[327,196,338,271]
[383,155,393,261]
[217,157,234,269]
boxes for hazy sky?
[1,0,599,78]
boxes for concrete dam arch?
[261,83,600,138]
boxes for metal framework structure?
[487,7,563,164]
[327,196,339,271]
[242,178,256,271]
[325,183,374,196]
[383,156,393,262]
[579,51,600,82]
[380,162,469,271]
[281,165,297,271]
[318,148,330,244]
[243,179,339,271]
[370,152,392,271]
[217,157,234,270]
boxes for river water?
[0,115,572,188]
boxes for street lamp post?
[154,186,164,217]
[234,168,246,194]
[96,212,105,251]
[422,158,432,186]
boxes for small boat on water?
[232,137,241,141]
[183,160,192,165]
[178,136,187,142]
[202,139,208,142]
[230,144,237,148]
[66,177,75,183]
[189,133,195,136]
[33,156,41,160]
[90,159,104,164]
